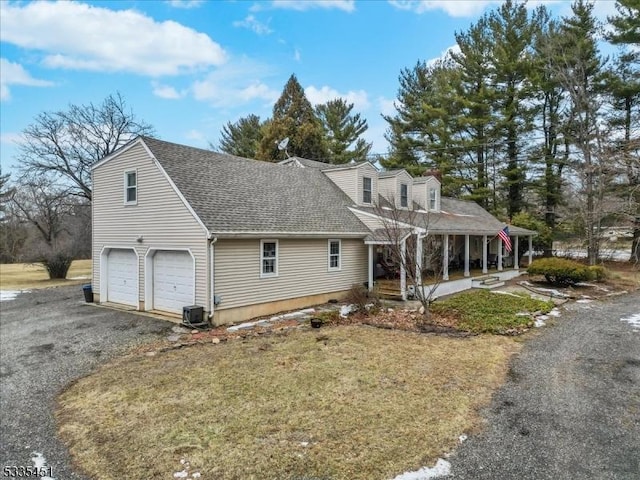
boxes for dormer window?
[125,170,137,204]
[429,188,437,210]
[363,177,372,204]
[400,183,408,207]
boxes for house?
[92,136,535,324]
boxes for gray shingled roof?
[141,137,370,235]
[356,196,536,236]
[379,169,407,178]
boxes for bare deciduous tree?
[17,92,154,200]
[373,200,444,325]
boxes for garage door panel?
[153,251,194,313]
[107,249,138,306]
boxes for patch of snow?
[174,471,188,479]
[621,313,640,331]
[227,320,262,332]
[576,299,593,304]
[0,290,30,302]
[459,434,468,443]
[515,312,531,317]
[300,441,309,447]
[31,453,55,480]
[575,282,597,287]
[534,317,547,328]
[340,304,356,317]
[192,473,201,479]
[392,458,451,480]
[548,308,561,317]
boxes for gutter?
[208,234,217,321]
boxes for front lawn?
[0,259,92,290]
[57,326,520,480]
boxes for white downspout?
[208,235,218,320]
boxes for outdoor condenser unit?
[182,305,205,326]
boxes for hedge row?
[527,258,608,286]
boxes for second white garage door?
[152,250,194,313]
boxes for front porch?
[367,230,534,301]
[375,268,524,300]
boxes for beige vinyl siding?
[356,163,378,206]
[214,238,367,310]
[380,171,414,209]
[92,142,208,307]
[323,168,358,203]
[413,181,427,209]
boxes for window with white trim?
[429,188,437,210]
[125,171,137,204]
[260,240,278,277]
[328,239,341,271]
[400,183,408,207]
[363,177,372,204]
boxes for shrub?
[344,283,379,311]
[527,258,592,286]
[42,253,73,279]
[588,265,608,282]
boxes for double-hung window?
[125,171,137,204]
[429,188,437,210]
[260,240,278,277]
[400,183,408,207]
[363,177,372,204]
[328,239,341,271]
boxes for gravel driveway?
[446,290,640,479]
[1,286,639,480]
[0,285,172,479]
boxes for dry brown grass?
[603,261,640,291]
[58,326,520,480]
[0,259,92,290]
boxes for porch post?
[498,237,503,271]
[400,238,407,301]
[415,234,423,286]
[514,236,519,269]
[482,235,489,274]
[482,235,488,274]
[464,234,470,277]
[367,244,374,292]
[528,235,533,266]
[443,234,449,281]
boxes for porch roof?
[356,197,537,237]
[364,228,413,245]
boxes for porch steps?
[471,275,505,290]
[377,288,404,300]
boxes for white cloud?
[294,48,301,62]
[233,15,273,35]
[151,81,185,99]
[0,58,53,101]
[191,59,279,107]
[305,85,370,110]
[185,129,206,142]
[389,0,500,17]
[0,132,23,145]
[166,0,204,8]
[254,1,355,12]
[0,1,226,77]
[378,96,397,117]
[426,44,460,67]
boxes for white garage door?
[152,251,194,313]
[106,249,138,307]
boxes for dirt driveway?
[0,285,171,479]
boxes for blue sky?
[0,0,619,174]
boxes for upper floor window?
[328,239,341,271]
[429,188,437,210]
[260,240,278,277]
[125,171,137,204]
[400,183,408,207]
[363,177,372,204]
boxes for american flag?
[498,226,512,253]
